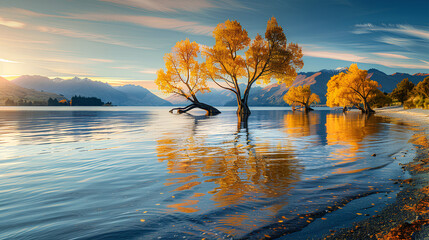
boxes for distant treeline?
[4,96,111,106]
[70,95,104,106]
[48,98,69,106]
[4,99,47,106]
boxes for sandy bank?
[321,106,429,240]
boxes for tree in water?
[326,64,380,114]
[203,17,303,125]
[155,39,220,115]
[283,85,320,112]
[390,78,415,105]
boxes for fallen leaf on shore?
[381,219,429,240]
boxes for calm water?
[0,106,416,239]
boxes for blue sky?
[0,0,428,92]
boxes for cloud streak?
[304,47,429,70]
[0,58,20,63]
[139,68,157,74]
[354,23,429,41]
[89,58,114,63]
[99,0,248,12]
[66,13,215,36]
[0,16,25,28]
[372,52,410,59]
[36,26,152,49]
[100,0,215,12]
[303,50,366,62]
[4,8,215,36]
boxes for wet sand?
[321,106,429,239]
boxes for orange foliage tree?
[155,39,220,115]
[326,64,380,113]
[283,85,320,112]
[203,17,303,120]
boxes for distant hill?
[12,76,171,106]
[0,77,65,105]
[232,69,429,105]
[165,87,238,106]
[167,69,429,106]
[114,84,171,106]
[8,69,428,107]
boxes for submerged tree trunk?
[169,100,220,116]
[363,99,375,114]
[236,98,251,129]
[304,104,314,113]
[237,99,251,116]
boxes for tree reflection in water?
[156,114,302,236]
[284,111,320,138]
[326,112,381,174]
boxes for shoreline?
[321,106,429,239]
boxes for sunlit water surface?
[0,106,416,239]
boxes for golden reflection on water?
[284,111,320,138]
[156,115,303,235]
[326,112,380,174]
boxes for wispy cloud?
[377,36,414,47]
[372,52,410,59]
[67,13,215,36]
[89,58,114,63]
[0,16,25,28]
[43,66,93,76]
[303,50,366,62]
[112,66,136,69]
[2,8,215,36]
[100,0,214,12]
[36,26,152,49]
[304,46,429,70]
[99,0,248,12]
[420,59,429,65]
[0,58,20,63]
[354,23,429,41]
[139,68,158,74]
[370,60,429,70]
[37,58,81,64]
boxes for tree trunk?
[304,104,314,113]
[363,99,375,114]
[169,101,221,116]
[237,98,251,129]
[237,99,251,116]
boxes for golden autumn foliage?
[203,17,303,115]
[155,39,210,102]
[283,85,320,112]
[326,64,381,113]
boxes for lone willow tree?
[326,64,380,114]
[204,17,303,119]
[284,85,320,112]
[156,39,220,115]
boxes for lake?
[0,106,416,239]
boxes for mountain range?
[167,69,429,106]
[11,76,171,106]
[0,77,66,105]
[3,69,428,107]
